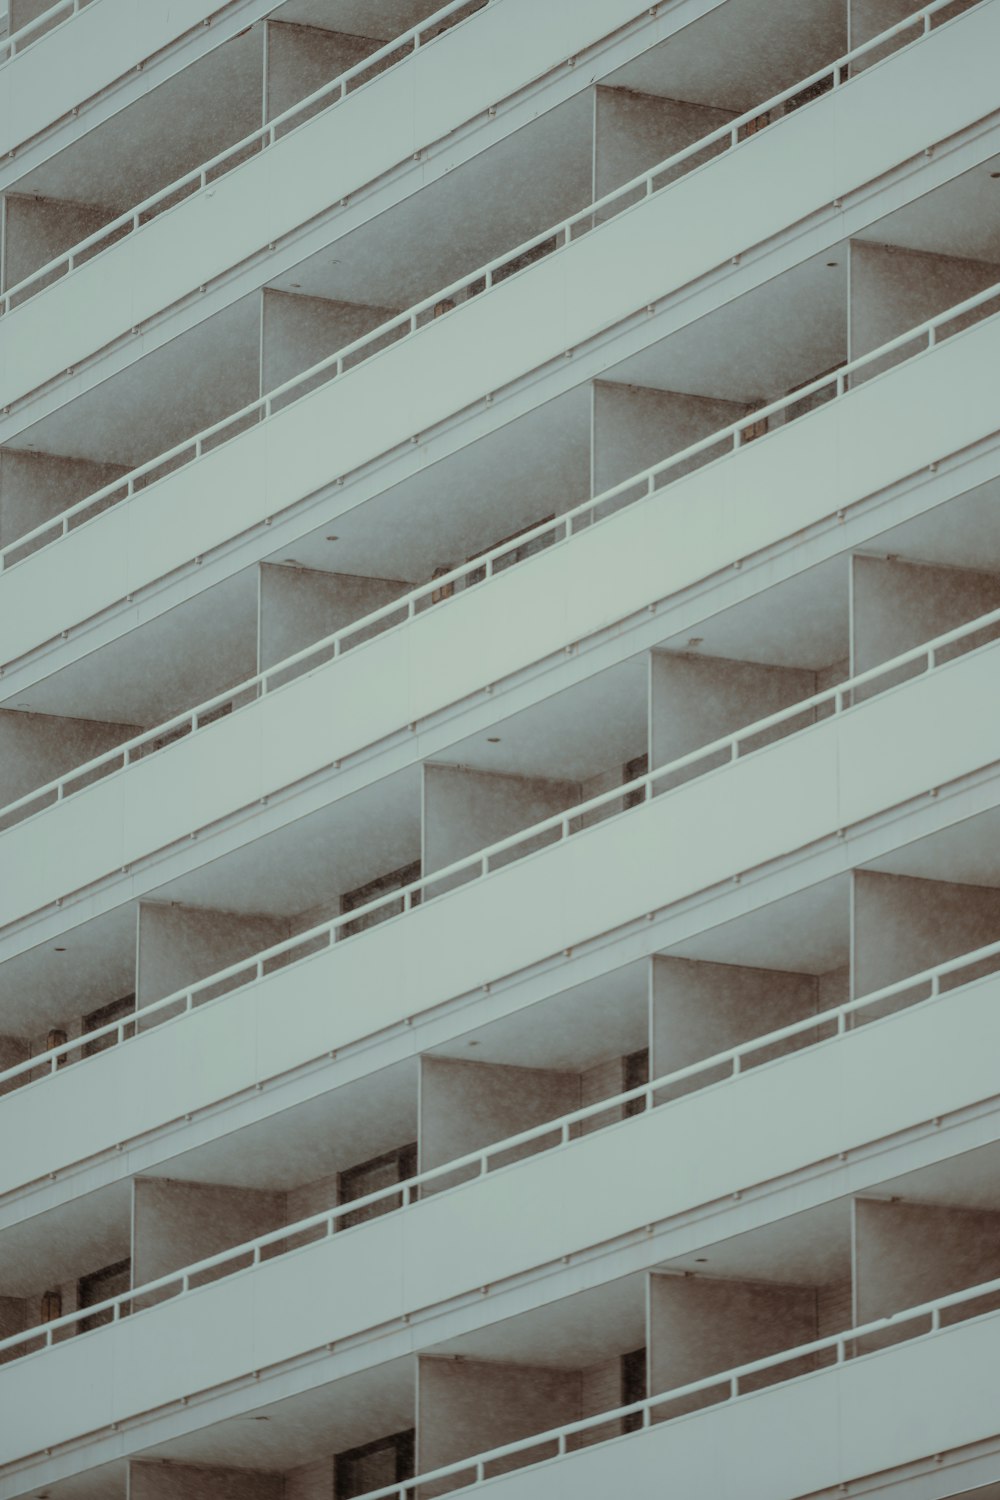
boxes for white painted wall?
[257,561,407,672]
[419,1055,580,1176]
[851,553,1000,680]
[648,1271,817,1415]
[591,380,747,495]
[852,870,1000,999]
[260,287,399,398]
[422,764,578,878]
[5,634,1000,1187]
[853,1197,1000,1348]
[130,1459,283,1500]
[0,448,126,549]
[0,708,138,808]
[5,2,999,646]
[5,973,999,1459]
[848,239,1000,377]
[649,650,817,782]
[417,1356,581,1493]
[135,900,291,1008]
[593,88,734,203]
[650,955,820,1098]
[132,1176,287,1289]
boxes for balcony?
[1,0,996,675]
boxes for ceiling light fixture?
[54,947,66,953]
[325,535,339,542]
[695,1257,708,1263]
[487,736,501,744]
[991,171,1000,179]
[687,637,703,648]
[826,261,838,267]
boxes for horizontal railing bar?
[1,925,996,1354]
[3,273,998,830]
[0,0,81,63]
[353,1274,1000,1500]
[0,0,486,299]
[0,0,974,571]
[3,593,999,1088]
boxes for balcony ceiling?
[864,802,1000,889]
[267,90,595,309]
[14,28,265,212]
[273,0,441,41]
[665,875,851,976]
[430,1274,647,1369]
[854,152,1000,267]
[604,250,849,405]
[603,0,847,113]
[1,570,260,726]
[277,385,592,582]
[439,660,648,787]
[148,1057,420,1193]
[11,294,261,467]
[661,1199,852,1286]
[0,902,136,1034]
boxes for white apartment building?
[0,0,999,1496]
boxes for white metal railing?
[0,0,975,573]
[1,930,997,1358]
[0,0,94,65]
[326,1275,1000,1500]
[2,274,999,835]
[2,587,999,1095]
[0,0,487,313]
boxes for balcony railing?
[0,0,489,314]
[0,0,974,565]
[0,0,95,65]
[2,274,998,835]
[0,928,997,1359]
[2,586,999,1099]
[345,1275,1000,1500]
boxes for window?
[623,1048,649,1119]
[340,861,421,938]
[621,1347,647,1433]
[77,1258,130,1334]
[334,1429,415,1499]
[82,994,135,1058]
[337,1143,418,1231]
[623,754,649,812]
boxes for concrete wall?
[591,381,747,495]
[853,1197,1000,1348]
[852,870,1000,1000]
[265,21,377,127]
[417,1357,581,1495]
[0,449,127,550]
[0,709,139,809]
[422,764,579,879]
[258,561,407,672]
[593,88,734,204]
[419,1055,580,1179]
[851,554,1000,682]
[285,1459,336,1500]
[648,1272,818,1416]
[132,1177,287,1291]
[130,1460,283,1500]
[649,650,817,784]
[135,901,291,1008]
[848,241,1000,377]
[260,288,399,399]
[651,955,820,1098]
[3,193,112,293]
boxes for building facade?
[0,0,999,1496]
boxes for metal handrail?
[0,0,972,572]
[1,929,996,1356]
[0,0,91,64]
[2,587,999,1093]
[0,0,488,309]
[352,1274,1000,1500]
[3,272,998,832]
